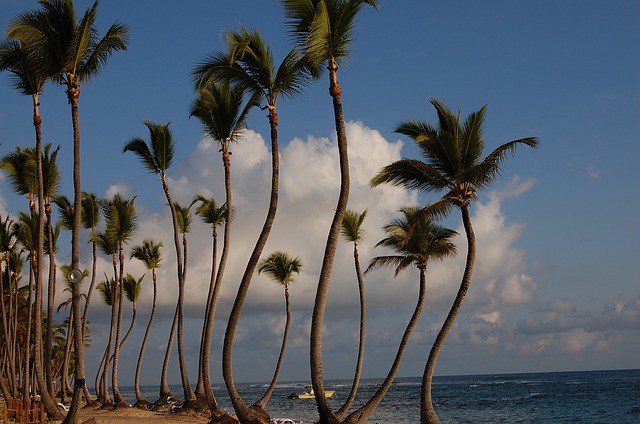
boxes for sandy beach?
[68,406,213,424]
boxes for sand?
[67,406,214,424]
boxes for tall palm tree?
[342,207,456,423]
[282,2,378,419]
[6,3,129,419]
[191,195,226,410]
[189,82,255,418]
[193,27,309,422]
[123,122,196,406]
[371,98,538,423]
[255,251,302,410]
[336,209,367,419]
[102,194,137,408]
[1,32,59,416]
[130,240,162,408]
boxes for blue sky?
[1,0,638,388]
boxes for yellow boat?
[288,389,335,399]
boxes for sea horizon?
[113,368,640,423]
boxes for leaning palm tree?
[123,122,196,406]
[336,209,367,419]
[371,98,539,423]
[255,251,302,410]
[189,82,255,418]
[130,240,162,408]
[193,27,309,422]
[190,195,226,409]
[282,2,378,419]
[6,3,129,419]
[102,194,137,408]
[342,207,456,423]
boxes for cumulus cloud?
[7,120,613,383]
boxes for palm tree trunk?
[60,312,74,404]
[222,111,279,424]
[64,83,87,423]
[421,206,475,424]
[204,186,233,420]
[97,256,118,406]
[111,248,127,407]
[21,264,35,406]
[158,304,178,400]
[254,285,290,409]
[199,228,222,411]
[336,245,366,419]
[45,213,56,396]
[33,93,64,420]
[311,60,349,424]
[134,270,157,407]
[177,232,194,404]
[344,267,427,424]
[82,239,98,406]
[160,174,195,404]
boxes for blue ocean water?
[119,369,640,423]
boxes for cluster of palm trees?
[1,1,538,423]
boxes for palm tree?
[122,273,143,347]
[6,3,129,419]
[123,122,195,406]
[130,240,162,408]
[335,209,367,419]
[371,98,539,423]
[102,194,137,408]
[255,251,302,410]
[189,82,255,417]
[341,207,456,423]
[282,2,378,419]
[193,27,309,422]
[95,273,118,404]
[191,195,226,410]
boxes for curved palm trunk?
[344,267,427,424]
[45,212,56,397]
[97,257,118,406]
[134,269,157,407]
[111,248,127,408]
[60,311,74,403]
[159,175,195,404]
[64,83,87,423]
[222,110,279,424]
[335,244,366,419]
[254,285,291,409]
[82,239,99,406]
[311,61,350,424]
[177,231,195,404]
[421,206,475,424]
[204,154,234,422]
[200,227,224,413]
[33,93,64,420]
[157,306,177,401]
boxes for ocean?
[120,369,640,423]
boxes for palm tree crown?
[372,98,539,216]
[130,240,163,271]
[258,251,303,288]
[341,209,367,244]
[366,206,457,275]
[123,121,175,177]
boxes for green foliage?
[258,251,303,288]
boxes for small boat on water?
[287,388,335,399]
